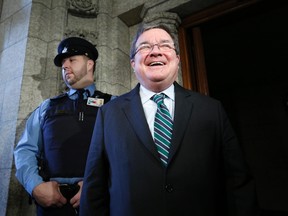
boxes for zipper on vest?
[79,111,84,121]
[77,89,85,121]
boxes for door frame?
[178,0,261,95]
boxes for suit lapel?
[119,83,195,165]
[168,83,194,163]
[120,84,160,160]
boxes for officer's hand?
[32,181,67,208]
[70,181,83,208]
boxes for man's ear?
[130,59,135,71]
[87,59,94,71]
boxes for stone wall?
[0,0,219,215]
[0,0,32,215]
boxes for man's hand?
[32,181,67,207]
[70,181,83,208]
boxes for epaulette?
[50,93,68,101]
[93,90,111,98]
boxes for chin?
[150,77,166,82]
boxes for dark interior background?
[200,0,288,215]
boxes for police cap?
[54,37,98,67]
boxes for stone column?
[143,12,181,35]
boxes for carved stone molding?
[67,0,98,18]
[64,28,98,45]
[143,12,181,34]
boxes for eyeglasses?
[132,42,175,57]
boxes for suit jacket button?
[165,184,174,193]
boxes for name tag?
[87,97,104,107]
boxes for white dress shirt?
[139,84,175,139]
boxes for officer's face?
[61,55,94,89]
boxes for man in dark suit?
[80,23,259,216]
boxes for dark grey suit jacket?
[80,82,258,216]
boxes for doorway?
[179,0,288,213]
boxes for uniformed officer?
[14,37,114,216]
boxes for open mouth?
[149,61,165,66]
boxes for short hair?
[130,23,179,59]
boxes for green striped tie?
[151,93,173,166]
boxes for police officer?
[14,37,114,216]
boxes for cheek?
[168,52,179,62]
[171,60,179,71]
[133,59,145,73]
[168,56,180,70]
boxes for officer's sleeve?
[14,100,49,195]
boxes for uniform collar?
[68,84,96,97]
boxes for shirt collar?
[68,84,96,97]
[140,84,175,104]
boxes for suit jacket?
[80,82,258,216]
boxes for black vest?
[41,90,112,178]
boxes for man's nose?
[61,59,69,68]
[149,44,162,56]
[151,44,161,52]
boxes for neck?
[145,82,173,93]
[69,80,94,90]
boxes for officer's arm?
[14,103,46,195]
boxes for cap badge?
[62,47,68,54]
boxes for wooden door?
[178,0,288,213]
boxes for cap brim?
[54,53,74,67]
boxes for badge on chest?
[87,97,104,107]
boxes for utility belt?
[37,156,80,200]
[28,183,80,206]
[59,183,80,200]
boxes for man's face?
[131,28,180,92]
[61,55,94,89]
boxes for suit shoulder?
[182,89,221,107]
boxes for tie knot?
[77,89,85,100]
[151,93,166,105]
